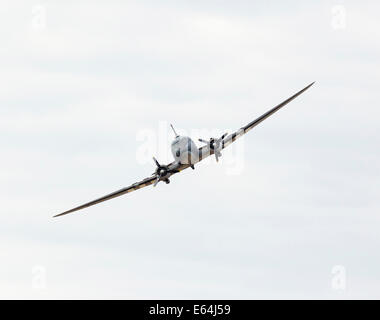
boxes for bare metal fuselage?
[170,136,199,165]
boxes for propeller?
[198,132,228,162]
[152,157,176,186]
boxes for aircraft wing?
[196,81,315,162]
[54,175,156,217]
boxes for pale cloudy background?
[0,0,379,299]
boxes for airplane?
[54,82,315,217]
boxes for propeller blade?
[153,156,161,168]
[153,175,160,187]
[215,153,219,162]
[198,139,209,144]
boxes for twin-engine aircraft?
[54,82,314,217]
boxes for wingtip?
[299,81,315,93]
[52,213,64,218]
[53,210,72,218]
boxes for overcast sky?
[0,0,379,299]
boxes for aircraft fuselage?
[171,136,199,165]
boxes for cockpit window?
[171,138,180,146]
